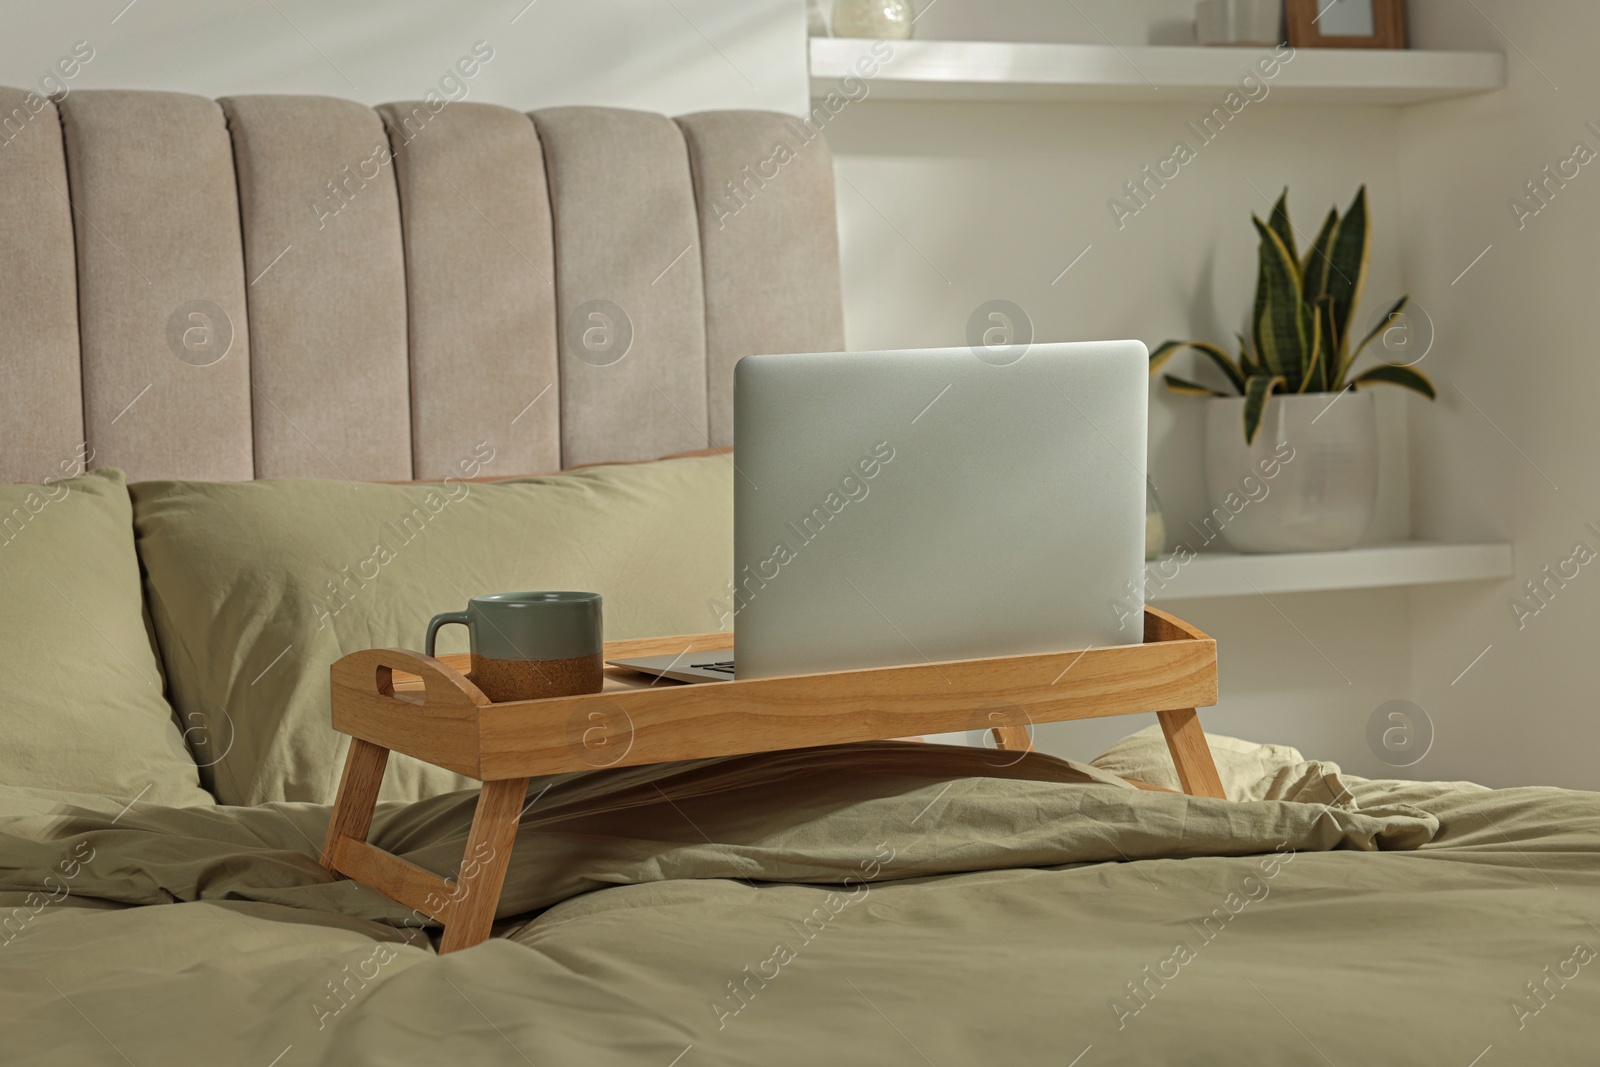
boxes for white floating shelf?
[811,38,1504,105]
[1145,541,1513,601]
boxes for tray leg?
[321,738,391,872]
[1157,708,1227,800]
[439,777,529,954]
[990,724,1032,753]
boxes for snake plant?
[1150,186,1435,444]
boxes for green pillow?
[0,469,214,810]
[131,455,734,805]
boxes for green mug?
[425,591,604,703]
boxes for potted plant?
[1149,187,1435,553]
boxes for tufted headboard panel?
[0,89,844,483]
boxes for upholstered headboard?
[0,89,843,483]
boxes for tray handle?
[330,648,490,709]
[1144,606,1211,644]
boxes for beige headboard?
[0,89,843,483]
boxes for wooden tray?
[321,606,1224,953]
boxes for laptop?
[609,341,1149,683]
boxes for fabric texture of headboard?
[0,89,844,483]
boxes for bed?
[0,87,1596,1064]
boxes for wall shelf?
[810,38,1505,105]
[1145,541,1513,601]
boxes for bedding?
[129,454,733,807]
[2,736,1595,1064]
[0,468,212,810]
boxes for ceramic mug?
[425,591,604,702]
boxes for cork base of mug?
[470,653,605,702]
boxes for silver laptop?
[610,342,1149,683]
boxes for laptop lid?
[731,341,1148,679]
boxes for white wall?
[6,0,1583,787]
[821,5,1425,774]
[1396,0,1599,788]
[850,0,1597,788]
[0,0,807,115]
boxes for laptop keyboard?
[695,661,736,674]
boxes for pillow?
[1091,725,1353,805]
[131,455,733,805]
[0,469,214,809]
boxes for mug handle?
[425,611,471,658]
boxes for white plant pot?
[1203,392,1378,554]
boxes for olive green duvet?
[1,736,1595,1065]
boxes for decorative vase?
[807,0,831,36]
[831,0,915,39]
[1194,0,1281,46]
[1145,478,1167,561]
[1203,392,1378,553]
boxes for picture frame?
[1285,0,1407,49]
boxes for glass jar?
[831,0,916,39]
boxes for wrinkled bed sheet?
[1,736,1595,1065]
